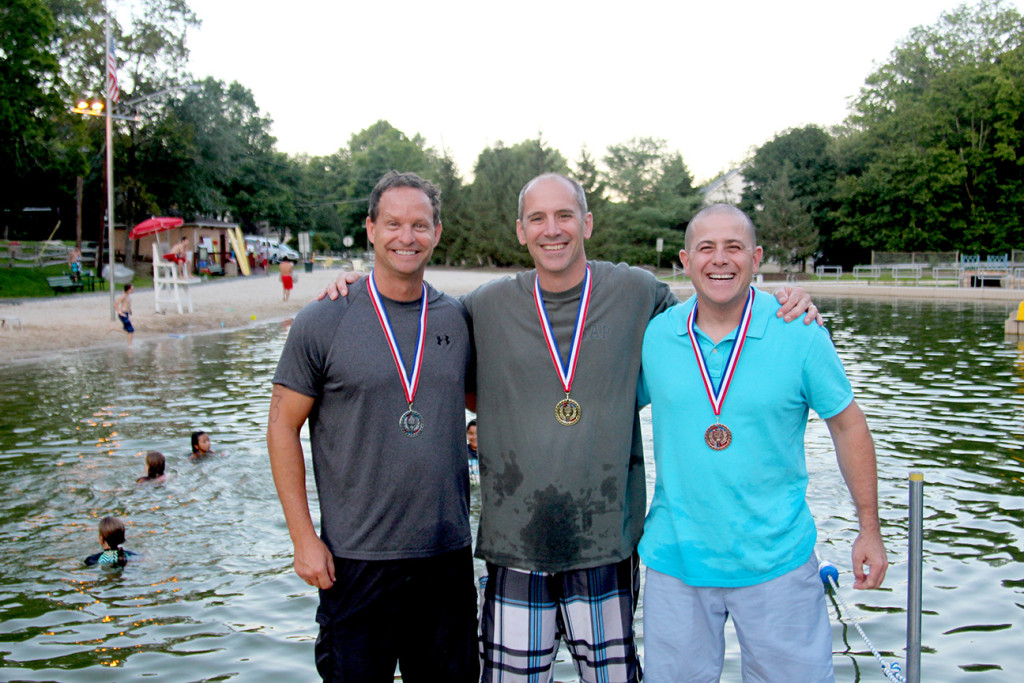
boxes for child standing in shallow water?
[84,516,137,567]
[190,431,213,460]
[114,283,134,345]
[136,451,167,484]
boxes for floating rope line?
[819,561,906,683]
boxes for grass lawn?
[0,265,154,299]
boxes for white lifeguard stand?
[153,243,201,313]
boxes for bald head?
[686,204,757,251]
[518,173,588,223]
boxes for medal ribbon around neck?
[686,286,754,422]
[367,270,427,408]
[534,265,592,395]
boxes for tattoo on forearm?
[269,388,281,424]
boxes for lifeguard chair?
[153,242,201,314]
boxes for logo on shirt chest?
[582,323,611,341]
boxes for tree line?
[3,0,1021,270]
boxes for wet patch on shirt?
[488,450,524,506]
[599,477,618,502]
[520,485,612,563]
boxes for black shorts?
[314,545,478,683]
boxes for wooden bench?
[47,275,84,294]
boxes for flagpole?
[104,9,116,320]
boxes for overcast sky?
[183,0,1016,185]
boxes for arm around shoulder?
[771,285,822,325]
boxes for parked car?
[244,236,300,263]
[276,243,301,262]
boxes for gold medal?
[534,267,592,427]
[555,396,581,426]
[704,423,732,450]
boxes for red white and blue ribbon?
[367,271,427,407]
[534,265,592,394]
[686,286,754,420]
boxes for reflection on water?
[0,300,1022,681]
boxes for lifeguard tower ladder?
[153,243,201,314]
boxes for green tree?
[0,0,66,235]
[603,136,666,206]
[45,0,198,102]
[433,151,470,265]
[835,0,1024,255]
[741,125,840,261]
[756,163,819,272]
[293,151,354,251]
[574,146,607,216]
[464,137,568,267]
[339,120,442,247]
[131,78,292,233]
[589,140,700,266]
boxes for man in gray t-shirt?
[268,172,477,682]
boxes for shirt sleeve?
[802,327,854,420]
[272,300,340,397]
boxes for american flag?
[106,35,119,102]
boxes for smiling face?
[466,424,478,451]
[367,186,442,293]
[681,207,762,314]
[516,175,592,292]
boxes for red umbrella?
[128,216,184,239]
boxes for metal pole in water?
[906,471,924,682]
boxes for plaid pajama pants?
[479,553,642,683]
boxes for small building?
[117,219,241,273]
[700,169,747,205]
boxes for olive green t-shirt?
[463,261,676,572]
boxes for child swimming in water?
[190,431,213,460]
[136,451,167,484]
[84,516,137,568]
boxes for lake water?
[0,297,1021,681]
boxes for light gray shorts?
[643,555,834,683]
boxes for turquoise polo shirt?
[638,289,853,587]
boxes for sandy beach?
[1,268,1021,365]
[0,267,507,365]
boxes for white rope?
[820,561,906,683]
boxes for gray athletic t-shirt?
[273,279,473,560]
[463,261,676,572]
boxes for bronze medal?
[687,288,755,452]
[704,423,732,450]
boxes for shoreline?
[667,278,1024,303]
[2,268,1021,365]
[0,267,505,365]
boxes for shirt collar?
[672,289,773,342]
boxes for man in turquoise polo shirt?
[638,204,888,682]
